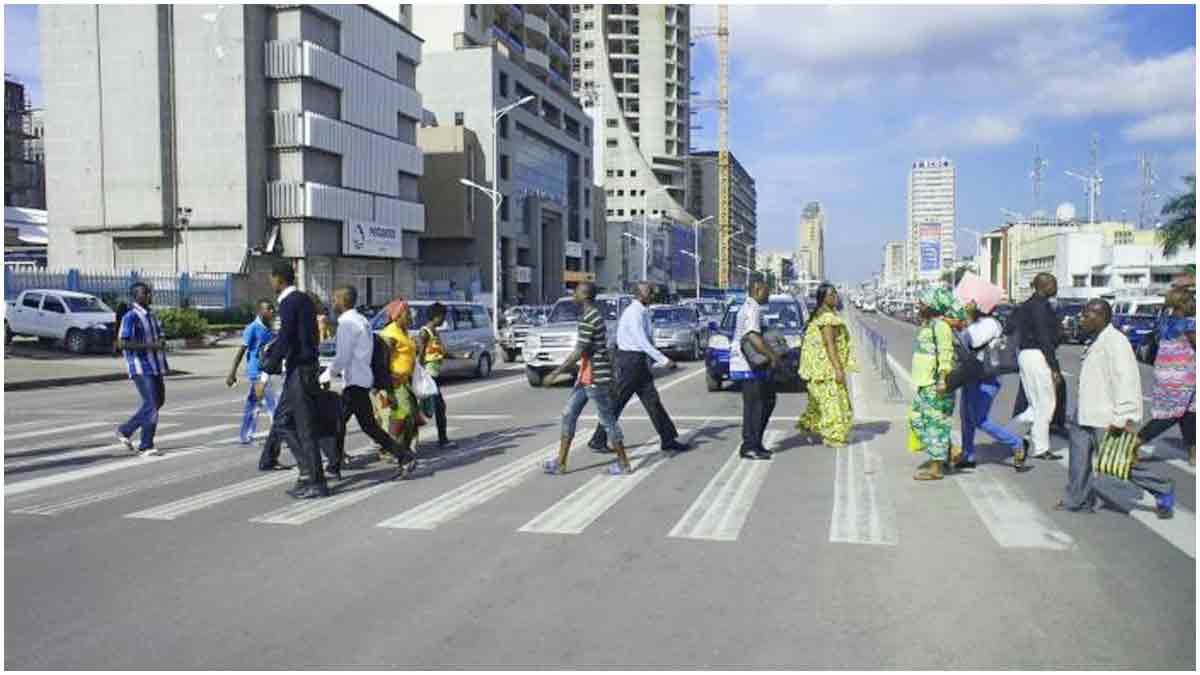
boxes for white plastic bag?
[411,362,439,400]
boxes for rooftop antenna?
[1065,133,1103,225]
[1031,145,1048,221]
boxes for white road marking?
[4,424,181,470]
[830,441,899,546]
[3,424,240,497]
[955,465,1075,550]
[1138,445,1196,476]
[669,430,777,542]
[125,472,296,520]
[440,377,525,401]
[10,460,245,516]
[519,429,695,536]
[167,397,244,412]
[4,421,116,443]
[377,429,595,531]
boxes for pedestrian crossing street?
[5,412,1195,560]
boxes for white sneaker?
[140,447,163,457]
[116,432,135,454]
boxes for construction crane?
[691,6,731,287]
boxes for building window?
[606,209,614,216]
[606,169,615,177]
[469,4,477,19]
[617,190,624,197]
[1152,273,1174,284]
[617,209,625,217]
[499,72,509,97]
[500,154,510,180]
[584,188,591,207]
[630,169,637,177]
[584,60,594,69]
[1073,275,1087,287]
[606,118,618,128]
[584,21,594,30]
[617,170,624,177]
[499,116,509,138]
[606,138,618,148]
[501,197,510,221]
[585,219,591,239]
[454,112,464,126]
[1121,274,1144,285]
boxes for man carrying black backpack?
[322,285,412,475]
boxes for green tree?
[1158,175,1195,257]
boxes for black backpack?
[982,313,1020,378]
[370,333,393,390]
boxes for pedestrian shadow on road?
[850,420,891,444]
[405,423,554,479]
[4,448,133,476]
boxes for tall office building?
[4,80,43,209]
[40,5,425,302]
[907,157,956,281]
[572,4,692,222]
[688,150,756,288]
[883,240,906,289]
[412,4,598,304]
[796,201,825,282]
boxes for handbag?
[1095,429,1138,481]
[411,362,439,400]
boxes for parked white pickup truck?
[4,289,118,353]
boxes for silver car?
[649,304,708,361]
[522,294,632,387]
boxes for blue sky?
[6,4,1196,284]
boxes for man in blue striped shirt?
[115,283,170,456]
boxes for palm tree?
[1158,175,1195,257]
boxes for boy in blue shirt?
[226,300,278,445]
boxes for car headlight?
[708,334,730,350]
[525,334,541,349]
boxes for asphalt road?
[4,334,1195,669]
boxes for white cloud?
[1123,110,1197,142]
[1033,49,1196,119]
[899,113,1024,151]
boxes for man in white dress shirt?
[588,282,690,453]
[322,285,408,479]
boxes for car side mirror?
[708,321,719,331]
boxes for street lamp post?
[463,94,535,338]
[691,215,713,299]
[680,250,701,301]
[623,231,646,287]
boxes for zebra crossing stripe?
[125,472,296,521]
[518,429,694,536]
[4,424,240,497]
[10,460,243,516]
[4,424,181,471]
[377,429,595,531]
[669,431,778,542]
[829,441,899,546]
[4,421,115,443]
[955,465,1074,551]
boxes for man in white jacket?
[1057,299,1175,519]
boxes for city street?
[4,316,1194,669]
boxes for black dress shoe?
[285,483,310,498]
[739,448,771,460]
[259,461,292,471]
[661,439,691,453]
[295,483,330,499]
[953,459,977,470]
[438,439,457,449]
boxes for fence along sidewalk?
[4,267,233,309]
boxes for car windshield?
[721,301,804,332]
[651,308,692,325]
[547,298,621,323]
[370,305,434,332]
[64,296,111,313]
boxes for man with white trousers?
[1015,273,1063,460]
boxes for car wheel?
[690,337,702,362]
[65,329,87,354]
[705,370,721,392]
[4,321,11,346]
[525,367,543,387]
[502,348,517,363]
[474,352,492,379]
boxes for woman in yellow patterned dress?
[797,283,858,447]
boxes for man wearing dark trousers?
[322,285,413,477]
[260,261,328,499]
[588,282,689,453]
[732,279,781,460]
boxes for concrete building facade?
[573,5,692,224]
[796,201,825,282]
[4,80,44,210]
[40,4,425,304]
[883,240,906,289]
[687,150,757,289]
[907,157,956,281]
[412,11,597,305]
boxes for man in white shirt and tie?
[588,282,690,453]
[322,285,408,479]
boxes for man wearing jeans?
[226,300,277,445]
[1057,299,1174,519]
[543,282,632,475]
[957,302,1027,471]
[731,279,781,460]
[115,283,169,457]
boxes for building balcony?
[547,5,569,28]
[525,46,551,74]
[547,68,571,94]
[524,12,550,42]
[490,25,525,54]
[497,4,523,20]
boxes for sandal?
[913,463,944,481]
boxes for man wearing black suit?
[260,262,328,499]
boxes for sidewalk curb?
[4,368,193,392]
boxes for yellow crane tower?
[716,6,731,288]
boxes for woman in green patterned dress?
[797,283,858,447]
[909,287,960,480]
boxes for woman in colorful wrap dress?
[909,287,961,480]
[1138,288,1196,466]
[377,298,420,473]
[797,283,857,447]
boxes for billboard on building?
[670,223,696,283]
[919,222,942,277]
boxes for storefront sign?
[344,219,403,258]
[565,241,583,258]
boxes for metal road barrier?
[855,318,905,403]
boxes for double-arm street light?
[458,94,535,339]
[682,215,714,300]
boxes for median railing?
[855,318,905,402]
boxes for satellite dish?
[1056,202,1077,223]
